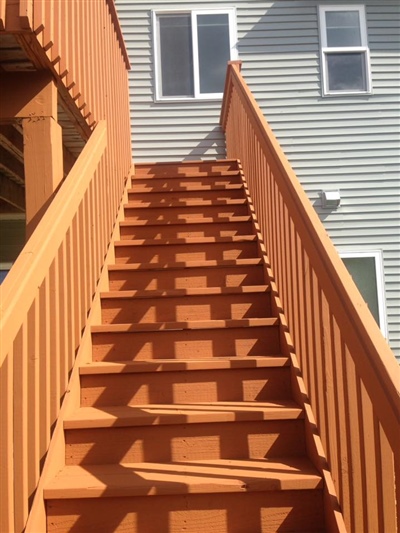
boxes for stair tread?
[124,199,247,208]
[80,356,289,376]
[119,215,252,227]
[132,170,241,180]
[92,317,278,333]
[129,184,244,193]
[115,235,257,247]
[44,457,322,499]
[64,400,304,429]
[100,285,270,300]
[108,258,263,272]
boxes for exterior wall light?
[321,190,341,209]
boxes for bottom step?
[46,460,324,532]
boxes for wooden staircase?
[44,160,326,532]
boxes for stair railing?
[0,121,126,532]
[221,60,400,533]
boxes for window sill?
[322,90,373,97]
[154,95,224,103]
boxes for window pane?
[342,257,381,327]
[327,53,367,91]
[197,14,230,94]
[159,15,194,97]
[326,11,362,47]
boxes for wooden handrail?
[1,3,132,530]
[0,122,112,532]
[0,121,106,355]
[221,60,400,533]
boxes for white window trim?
[340,250,388,338]
[152,8,238,102]
[318,5,372,96]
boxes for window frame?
[318,4,372,96]
[340,250,388,337]
[152,8,238,102]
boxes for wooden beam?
[0,71,57,121]
[0,71,64,234]
[0,125,24,161]
[0,145,24,183]
[16,33,91,141]
[0,174,25,211]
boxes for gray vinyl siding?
[116,1,237,162]
[116,0,400,360]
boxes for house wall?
[115,0,400,359]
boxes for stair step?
[108,258,265,290]
[65,400,302,429]
[44,458,323,500]
[117,235,257,245]
[128,188,245,203]
[101,285,270,299]
[80,363,291,406]
[129,182,243,193]
[92,317,278,332]
[100,285,271,323]
[91,319,280,361]
[133,162,240,178]
[134,165,240,178]
[125,198,247,209]
[120,215,251,226]
[123,203,249,221]
[114,237,259,264]
[119,218,254,239]
[79,356,290,375]
[64,403,305,465]
[46,492,325,533]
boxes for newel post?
[0,71,63,237]
[220,60,243,131]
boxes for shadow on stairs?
[44,159,326,533]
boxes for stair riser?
[108,265,265,291]
[92,325,281,361]
[123,204,248,221]
[80,367,291,406]
[65,419,305,465]
[115,242,258,264]
[134,163,239,176]
[120,221,254,240]
[101,292,271,324]
[46,490,325,533]
[127,189,245,203]
[129,177,242,189]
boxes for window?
[340,251,387,337]
[153,9,237,101]
[319,5,372,95]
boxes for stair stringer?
[237,160,347,533]
[24,168,134,533]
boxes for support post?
[23,116,63,236]
[0,71,64,237]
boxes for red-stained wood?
[1,1,131,530]
[38,159,327,532]
[221,61,400,532]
